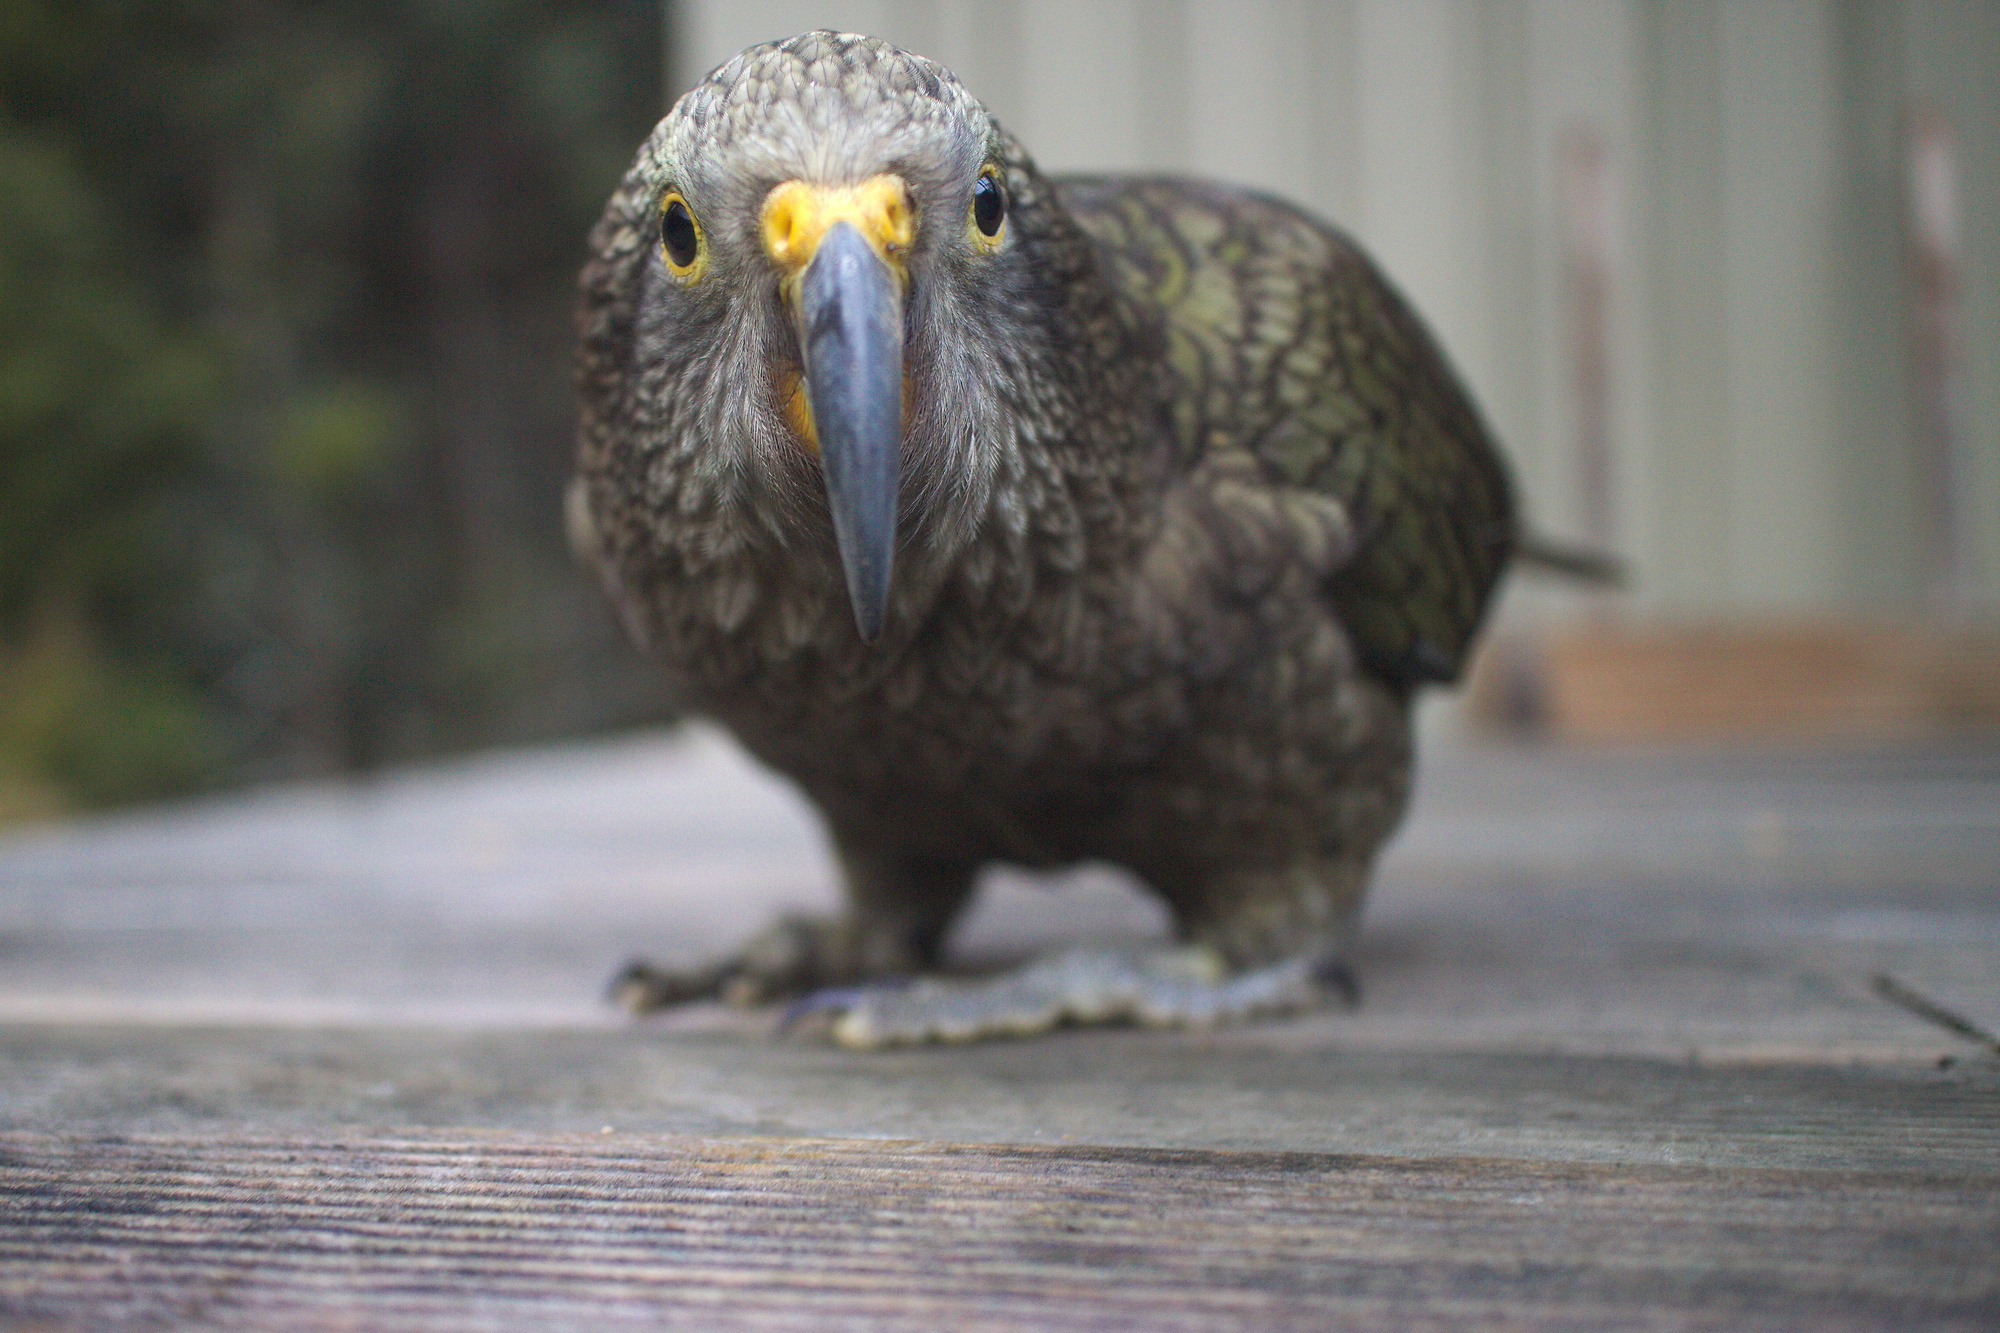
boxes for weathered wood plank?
[2,733,1996,1327]
[4,1132,1995,1332]
[4,1024,1995,1175]
[0,727,1995,1059]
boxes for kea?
[570,32,1537,1047]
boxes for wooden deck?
[2,724,1996,1329]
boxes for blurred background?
[0,0,673,822]
[4,0,1997,824]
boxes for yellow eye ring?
[969,166,1006,250]
[660,192,706,280]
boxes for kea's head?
[605,31,1088,644]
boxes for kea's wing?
[1058,176,1515,687]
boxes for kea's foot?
[783,946,1357,1049]
[610,911,924,1015]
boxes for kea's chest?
[676,547,1389,870]
[694,579,1177,795]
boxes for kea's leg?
[788,662,1404,1044]
[611,843,977,1014]
[805,857,1367,1049]
[1169,854,1370,1008]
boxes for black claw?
[608,958,733,1014]
[1314,958,1362,1009]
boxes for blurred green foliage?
[0,0,675,820]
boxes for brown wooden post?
[1905,103,1970,616]
[1560,121,1618,622]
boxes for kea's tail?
[1514,533,1626,586]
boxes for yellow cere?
[761,176,915,281]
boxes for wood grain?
[4,1131,1996,1332]
[3,729,1997,1329]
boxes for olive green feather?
[1057,175,1513,685]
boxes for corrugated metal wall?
[665,0,2000,625]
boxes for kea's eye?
[970,168,1006,245]
[660,194,703,276]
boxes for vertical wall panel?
[1184,2,1319,207]
[926,0,1026,129]
[1719,0,1844,610]
[1832,0,1919,608]
[1012,0,1148,172]
[1639,0,1734,613]
[1523,0,1651,596]
[1302,0,1363,233]
[1904,0,2000,611]
[1464,0,1538,471]
[1353,0,1467,359]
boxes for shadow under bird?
[570,32,1569,1046]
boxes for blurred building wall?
[667,0,2000,625]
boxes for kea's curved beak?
[797,222,902,641]
[765,178,912,643]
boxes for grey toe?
[828,947,1327,1048]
